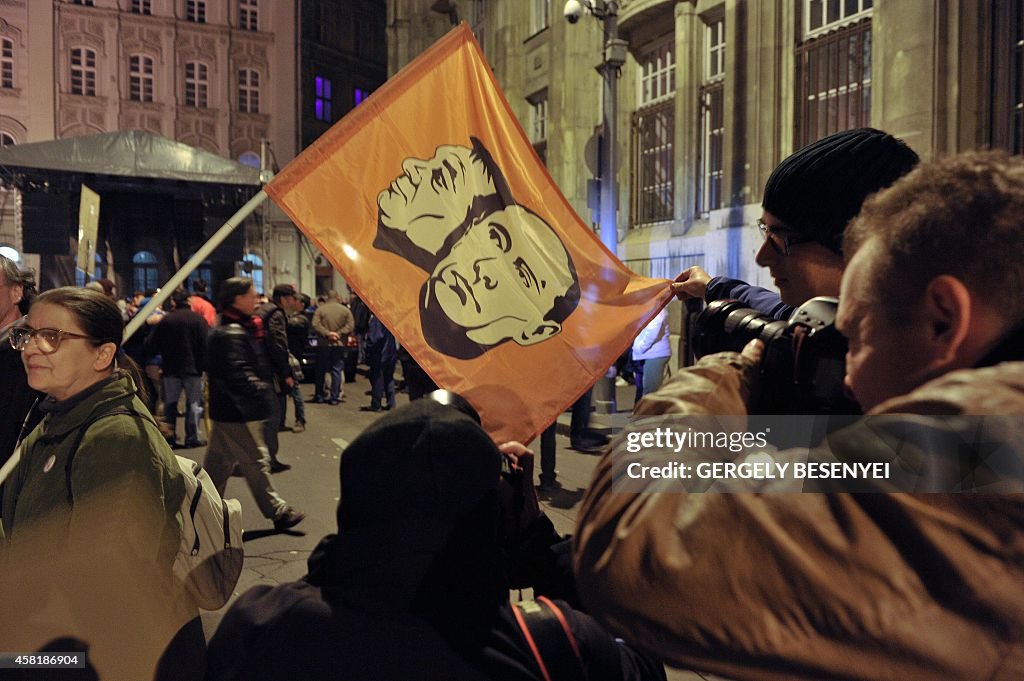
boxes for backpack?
[511,596,587,681]
[63,407,244,610]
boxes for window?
[239,0,258,31]
[632,39,676,226]
[354,15,375,59]
[639,40,675,106]
[185,258,213,293]
[318,3,337,45]
[0,132,15,147]
[131,0,152,14]
[699,19,725,214]
[1,38,12,89]
[70,47,97,96]
[531,0,550,35]
[528,92,548,163]
[129,54,154,102]
[186,0,206,23]
[795,1,872,147]
[242,253,263,294]
[238,68,259,113]
[354,87,369,106]
[75,254,104,288]
[992,0,1024,154]
[238,151,260,168]
[185,61,208,108]
[132,250,159,293]
[70,0,95,5]
[315,76,332,121]
[804,0,873,39]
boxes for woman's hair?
[0,254,38,315]
[32,287,148,401]
[216,277,254,311]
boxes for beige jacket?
[312,301,354,345]
[574,353,1024,681]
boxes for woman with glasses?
[0,286,202,681]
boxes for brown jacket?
[574,352,1024,681]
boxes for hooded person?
[205,397,665,681]
[673,127,920,319]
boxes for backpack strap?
[511,596,587,681]
[64,406,154,504]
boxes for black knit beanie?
[762,128,919,254]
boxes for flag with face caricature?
[266,23,672,443]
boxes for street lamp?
[565,0,628,414]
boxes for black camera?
[691,297,860,415]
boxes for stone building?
[387,0,1023,290]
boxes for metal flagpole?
[122,189,269,342]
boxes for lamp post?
[566,0,627,414]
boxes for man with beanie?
[674,127,919,319]
[206,397,665,681]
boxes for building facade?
[387,0,1024,292]
[0,0,299,294]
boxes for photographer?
[673,128,919,320]
[574,152,1024,681]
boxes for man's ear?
[921,275,972,366]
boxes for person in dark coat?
[256,284,298,472]
[0,254,40,470]
[361,314,397,412]
[145,289,208,448]
[206,398,665,681]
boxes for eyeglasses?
[757,219,815,256]
[9,326,94,354]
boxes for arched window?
[132,250,159,293]
[70,47,97,96]
[185,257,213,292]
[129,54,154,102]
[75,253,104,288]
[0,132,14,147]
[184,61,208,108]
[241,253,263,294]
[238,68,260,113]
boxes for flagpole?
[123,189,269,343]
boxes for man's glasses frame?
[9,326,94,354]
[757,219,815,256]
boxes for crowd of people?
[1,133,1022,680]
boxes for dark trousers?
[314,345,344,400]
[369,356,397,409]
[263,390,283,461]
[400,359,438,401]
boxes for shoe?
[569,438,604,454]
[184,439,207,448]
[585,430,611,446]
[310,397,326,404]
[168,441,183,450]
[230,464,244,477]
[360,405,382,412]
[329,399,341,406]
[291,422,306,433]
[273,506,306,530]
[269,459,292,473]
[538,479,562,493]
[383,403,394,411]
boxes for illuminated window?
[315,76,332,121]
[632,38,675,226]
[1,38,13,89]
[185,61,208,108]
[699,18,725,214]
[354,87,369,106]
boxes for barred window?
[186,0,206,23]
[1,38,13,89]
[528,92,548,164]
[70,47,97,96]
[238,68,259,113]
[185,61,208,108]
[795,1,871,147]
[239,0,258,31]
[699,19,725,214]
[131,0,152,15]
[632,101,675,225]
[992,0,1024,154]
[129,54,154,102]
[632,39,675,226]
[315,76,332,121]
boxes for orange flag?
[266,23,671,443]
